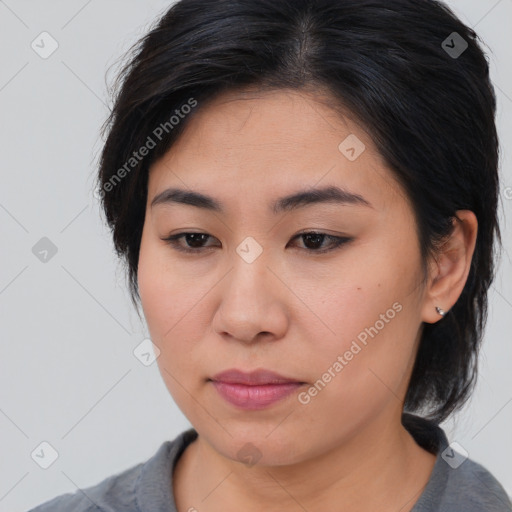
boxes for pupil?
[304,234,324,249]
[187,233,206,247]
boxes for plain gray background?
[0,1,511,511]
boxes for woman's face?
[138,88,432,465]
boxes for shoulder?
[27,457,147,512]
[441,457,512,511]
[403,413,512,512]
[26,430,197,512]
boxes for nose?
[211,249,289,345]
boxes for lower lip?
[210,381,304,410]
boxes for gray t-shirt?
[28,414,512,511]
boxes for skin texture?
[137,88,478,512]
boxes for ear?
[421,210,478,324]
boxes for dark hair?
[96,0,502,423]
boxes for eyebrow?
[151,185,373,214]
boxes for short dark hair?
[96,0,502,423]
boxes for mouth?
[209,368,305,386]
[208,368,306,410]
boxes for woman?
[29,0,511,510]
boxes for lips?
[210,368,304,385]
[209,368,305,410]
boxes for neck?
[173,410,437,512]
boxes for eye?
[162,231,353,254]
[290,231,353,253]
[162,232,218,254]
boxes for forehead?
[164,87,373,154]
[148,88,406,214]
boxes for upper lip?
[210,368,304,385]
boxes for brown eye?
[162,233,218,253]
[290,232,353,253]
[162,231,353,255]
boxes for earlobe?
[435,306,447,317]
[421,210,478,324]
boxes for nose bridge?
[213,236,286,341]
[228,235,273,300]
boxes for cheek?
[297,304,415,434]
[138,249,204,418]
[137,246,169,336]
[302,260,421,407]
[137,234,211,371]
[310,289,409,379]
[302,263,403,354]
[137,233,186,352]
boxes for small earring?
[435,306,446,317]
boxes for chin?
[206,426,308,468]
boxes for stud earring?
[435,306,446,317]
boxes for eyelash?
[161,231,353,255]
